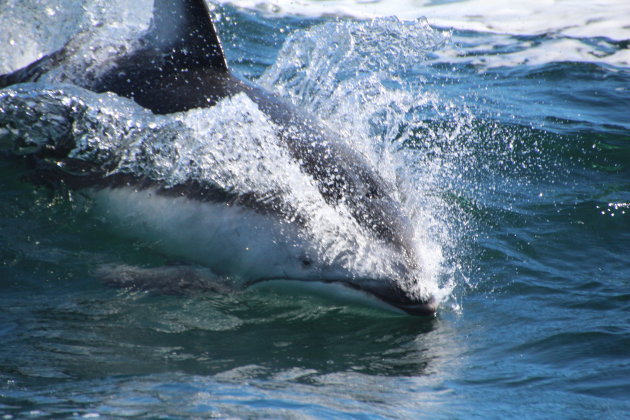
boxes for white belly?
[92,187,311,283]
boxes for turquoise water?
[1,1,630,418]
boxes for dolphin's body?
[0,0,436,315]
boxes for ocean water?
[1,0,629,418]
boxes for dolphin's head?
[247,220,436,317]
[316,146,438,315]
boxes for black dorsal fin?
[93,0,232,112]
[146,0,228,72]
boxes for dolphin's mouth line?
[245,277,437,317]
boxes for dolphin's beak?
[345,279,438,317]
[387,294,437,317]
[249,277,437,317]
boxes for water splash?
[253,16,591,307]
[0,0,154,76]
[258,17,465,303]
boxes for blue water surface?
[1,2,629,419]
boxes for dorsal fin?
[92,0,232,111]
[146,0,228,72]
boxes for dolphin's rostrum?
[0,0,437,316]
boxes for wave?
[218,0,630,68]
[219,0,630,40]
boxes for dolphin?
[0,0,437,316]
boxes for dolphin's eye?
[302,258,312,267]
[366,185,380,199]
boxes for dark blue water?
[1,2,630,418]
